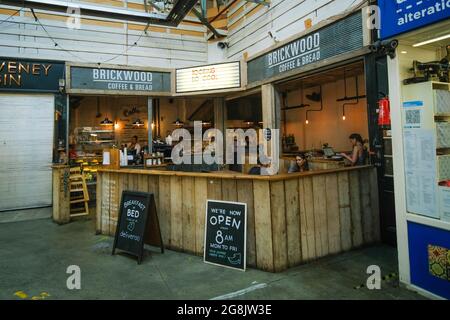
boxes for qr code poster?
[404,109,422,128]
[403,101,423,129]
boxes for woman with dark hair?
[339,133,367,166]
[288,153,309,173]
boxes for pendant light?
[305,85,323,125]
[172,118,184,127]
[339,71,363,121]
[100,117,113,126]
[132,119,145,127]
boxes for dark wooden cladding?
[97,166,380,272]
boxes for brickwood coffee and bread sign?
[247,11,364,84]
[69,65,171,95]
[0,58,64,92]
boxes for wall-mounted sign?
[176,61,241,93]
[0,57,64,92]
[379,0,450,40]
[204,200,247,271]
[69,66,171,94]
[247,11,363,84]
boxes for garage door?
[0,94,54,211]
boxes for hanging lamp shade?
[172,118,184,126]
[132,119,145,127]
[100,117,113,126]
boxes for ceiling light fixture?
[413,33,450,47]
[172,118,184,127]
[132,119,145,127]
[100,117,113,126]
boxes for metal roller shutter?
[0,94,54,211]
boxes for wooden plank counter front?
[96,165,379,272]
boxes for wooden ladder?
[69,167,90,218]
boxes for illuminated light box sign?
[247,11,363,84]
[379,0,450,39]
[0,57,64,92]
[176,62,241,93]
[70,66,171,94]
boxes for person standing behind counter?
[127,135,142,154]
[339,133,367,166]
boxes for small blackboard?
[112,191,163,264]
[204,200,247,271]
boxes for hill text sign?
[0,58,64,92]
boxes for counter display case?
[70,127,116,201]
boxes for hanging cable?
[0,7,23,25]
[29,8,148,65]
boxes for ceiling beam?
[0,0,198,26]
[191,6,223,39]
[243,0,270,7]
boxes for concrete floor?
[0,216,425,300]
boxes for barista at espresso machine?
[121,136,142,165]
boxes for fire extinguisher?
[378,96,391,127]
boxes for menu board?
[112,191,152,264]
[403,129,438,218]
[204,200,247,271]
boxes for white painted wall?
[284,75,368,152]
[0,1,208,68]
[224,0,368,61]
[0,0,367,69]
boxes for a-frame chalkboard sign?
[112,191,163,264]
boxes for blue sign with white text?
[380,0,450,39]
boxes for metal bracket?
[191,7,222,39]
[145,0,164,13]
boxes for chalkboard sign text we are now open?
[204,200,247,271]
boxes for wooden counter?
[281,156,346,171]
[95,165,380,272]
[52,165,70,224]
